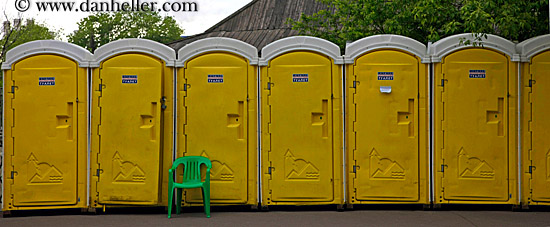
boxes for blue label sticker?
[208,74,224,83]
[469,70,486,78]
[293,74,309,82]
[378,72,394,80]
[122,75,138,84]
[39,77,55,86]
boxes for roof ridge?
[166,27,293,45]
[215,28,292,32]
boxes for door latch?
[439,79,448,87]
[96,169,103,176]
[528,166,536,174]
[441,164,448,172]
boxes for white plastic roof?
[344,35,430,64]
[1,40,93,70]
[259,36,343,66]
[516,34,550,62]
[428,33,520,62]
[91,38,176,67]
[176,37,259,67]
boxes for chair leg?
[176,188,183,215]
[168,187,173,218]
[203,186,210,218]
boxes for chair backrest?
[172,156,212,182]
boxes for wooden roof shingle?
[168,0,331,51]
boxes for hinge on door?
[267,82,272,90]
[441,164,447,172]
[352,165,359,173]
[528,166,535,174]
[439,79,448,87]
[160,96,167,110]
[10,171,17,179]
[98,84,103,92]
[96,169,103,177]
[528,79,536,87]
[184,84,188,91]
[10,86,17,93]
[267,167,273,175]
[352,81,358,88]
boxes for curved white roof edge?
[344,35,430,64]
[428,33,520,62]
[1,40,93,70]
[259,36,343,66]
[516,34,550,62]
[176,37,259,67]
[91,38,176,67]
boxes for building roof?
[168,0,330,51]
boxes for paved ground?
[1,209,550,227]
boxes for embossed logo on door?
[285,150,320,180]
[201,151,235,181]
[27,153,63,183]
[369,149,405,179]
[112,151,146,183]
[458,148,495,179]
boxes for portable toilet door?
[430,34,519,205]
[517,35,550,207]
[90,39,175,208]
[259,36,344,207]
[176,38,258,207]
[2,40,91,211]
[344,35,430,205]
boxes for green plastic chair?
[168,156,212,218]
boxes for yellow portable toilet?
[517,35,550,207]
[2,40,91,213]
[344,35,430,206]
[429,34,519,206]
[89,39,175,209]
[176,37,258,207]
[259,36,343,208]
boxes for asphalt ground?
[1,206,550,227]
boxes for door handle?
[56,102,73,140]
[141,102,158,140]
[397,99,415,137]
[227,101,244,139]
[486,97,504,136]
[312,99,328,138]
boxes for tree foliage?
[1,18,59,61]
[69,10,183,51]
[1,17,59,87]
[289,0,549,48]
